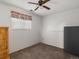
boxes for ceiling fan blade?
[43,6,50,10]
[34,6,39,11]
[28,2,38,5]
[42,0,50,4]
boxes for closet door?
[64,27,79,56]
[0,27,9,59]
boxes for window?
[11,11,32,30]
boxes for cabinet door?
[0,27,9,59]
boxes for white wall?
[42,8,79,48]
[0,2,42,53]
[1,1,79,54]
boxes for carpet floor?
[10,43,79,59]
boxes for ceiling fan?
[28,0,50,11]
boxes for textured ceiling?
[0,0,79,16]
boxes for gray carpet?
[10,43,79,59]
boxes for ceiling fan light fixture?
[28,0,50,11]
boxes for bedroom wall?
[42,8,79,48]
[0,2,42,53]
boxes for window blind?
[11,11,32,29]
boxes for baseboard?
[10,42,41,54]
[42,42,64,50]
[10,42,64,54]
